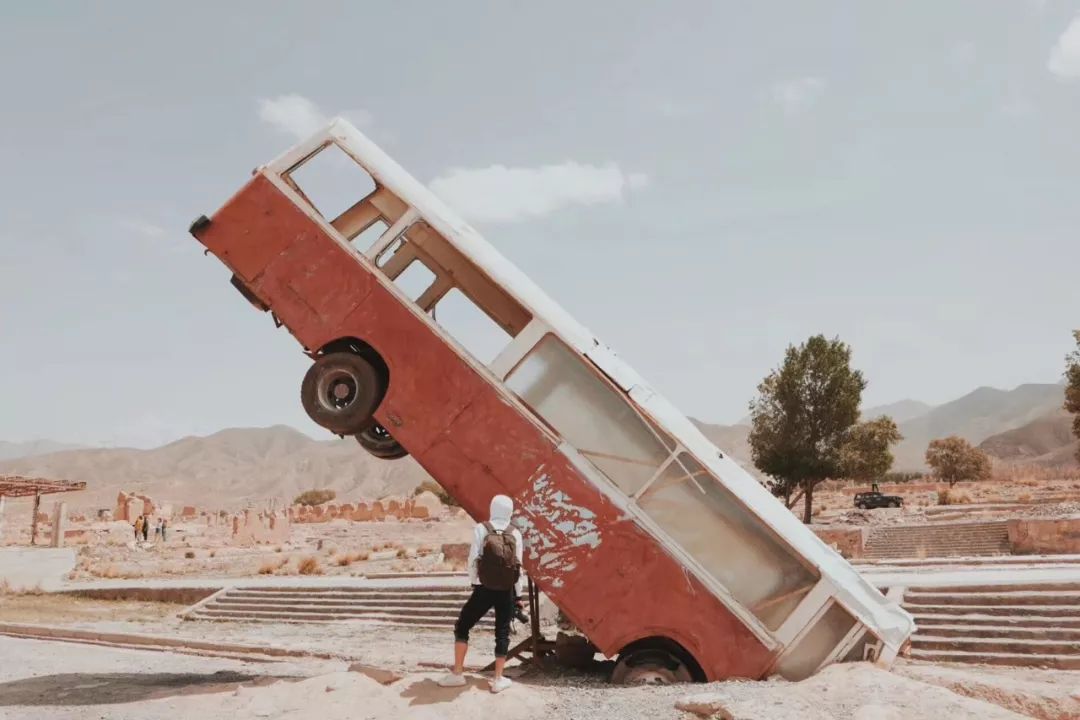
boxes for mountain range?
[0,381,1074,510]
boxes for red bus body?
[190,120,912,681]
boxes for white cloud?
[257,94,374,139]
[770,77,827,115]
[429,162,649,224]
[1049,15,1080,78]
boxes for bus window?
[506,335,673,495]
[286,143,377,220]
[774,602,858,680]
[433,288,513,365]
[638,453,819,630]
[392,260,437,303]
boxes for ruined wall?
[811,526,866,560]
[288,494,444,524]
[231,509,291,546]
[1007,516,1080,555]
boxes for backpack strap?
[483,521,499,535]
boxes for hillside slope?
[979,407,1078,466]
[0,426,431,511]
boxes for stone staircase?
[184,584,492,630]
[863,521,1010,560]
[903,582,1080,669]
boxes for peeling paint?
[518,466,603,587]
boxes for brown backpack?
[477,522,520,591]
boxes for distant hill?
[892,383,1066,470]
[979,408,1078,466]
[0,440,84,462]
[0,426,431,511]
[862,399,934,424]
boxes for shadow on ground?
[399,676,492,706]
[0,671,299,706]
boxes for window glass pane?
[638,453,818,630]
[775,602,857,680]
[506,336,672,495]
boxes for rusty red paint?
[194,174,776,680]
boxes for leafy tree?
[293,489,336,506]
[840,416,903,485]
[749,335,866,523]
[1067,330,1080,463]
[415,480,460,508]
[924,436,991,486]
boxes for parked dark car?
[854,491,903,509]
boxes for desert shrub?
[336,554,354,567]
[880,471,924,485]
[414,480,459,508]
[396,548,410,559]
[184,551,196,559]
[1017,493,1032,503]
[937,489,972,506]
[293,489,336,507]
[257,560,278,575]
[298,556,322,575]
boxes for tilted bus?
[189,119,913,684]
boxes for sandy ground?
[2,635,1077,720]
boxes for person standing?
[141,515,150,542]
[160,517,167,542]
[133,515,143,542]
[438,494,523,694]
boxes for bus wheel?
[355,422,408,460]
[611,648,693,685]
[301,353,382,435]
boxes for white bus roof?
[266,118,914,653]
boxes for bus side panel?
[516,451,776,680]
[198,175,303,284]
[337,285,490,456]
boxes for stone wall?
[811,526,866,560]
[231,509,291,546]
[289,493,444,524]
[1007,516,1080,555]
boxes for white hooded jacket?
[467,494,524,595]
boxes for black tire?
[355,422,409,460]
[611,648,693,685]
[891,500,901,508]
[301,353,383,435]
[856,502,866,510]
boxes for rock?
[675,693,735,719]
[348,663,403,685]
[412,490,444,519]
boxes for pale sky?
[2,1,1079,447]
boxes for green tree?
[924,436,991,486]
[1066,330,1080,463]
[840,416,903,485]
[293,489,336,506]
[749,335,866,523]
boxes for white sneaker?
[490,676,513,694]
[437,673,466,688]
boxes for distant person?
[141,515,150,542]
[160,518,167,542]
[133,515,144,542]
[438,494,523,694]
[153,519,161,540]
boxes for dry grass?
[396,548,410,559]
[297,556,322,575]
[937,489,972,506]
[1017,493,1033,503]
[257,558,287,575]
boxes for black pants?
[453,585,514,657]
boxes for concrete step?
[904,590,1080,607]
[908,583,1080,593]
[203,602,466,619]
[911,613,1080,630]
[907,648,1080,669]
[216,595,465,609]
[226,588,470,598]
[191,608,492,626]
[911,635,1080,655]
[915,624,1080,641]
[906,604,1079,618]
